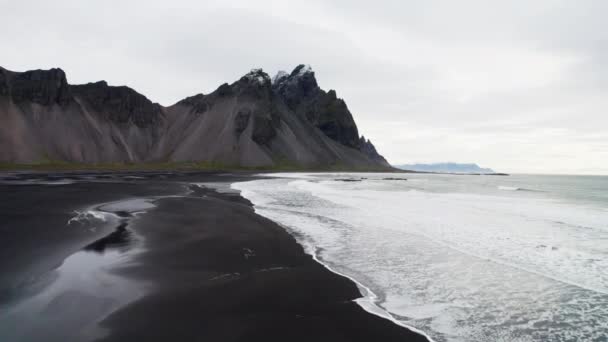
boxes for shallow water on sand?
[233,173,608,342]
[0,249,142,341]
[0,197,156,342]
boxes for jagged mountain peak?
[271,64,314,84]
[291,64,313,77]
[272,64,317,89]
[240,68,271,86]
[0,65,391,170]
[234,69,273,99]
[271,70,289,85]
[272,64,319,110]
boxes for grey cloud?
[0,0,606,174]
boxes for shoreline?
[98,180,429,341]
[0,171,428,341]
[301,234,436,342]
[233,180,436,342]
[306,240,436,342]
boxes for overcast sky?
[2,0,607,174]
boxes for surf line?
[242,206,438,342]
[307,243,437,342]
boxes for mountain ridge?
[0,65,390,170]
[395,162,496,174]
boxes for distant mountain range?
[395,163,496,174]
[0,64,389,170]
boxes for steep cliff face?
[359,136,390,166]
[0,67,72,105]
[0,68,165,163]
[273,65,361,149]
[72,81,164,127]
[0,65,390,169]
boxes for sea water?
[232,173,608,342]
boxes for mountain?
[395,163,495,174]
[0,65,389,169]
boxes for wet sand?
[0,172,427,342]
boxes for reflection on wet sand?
[0,197,156,342]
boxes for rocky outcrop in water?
[0,65,390,169]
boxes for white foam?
[67,198,157,227]
[288,179,608,293]
[232,174,608,342]
[193,182,239,194]
[67,210,111,225]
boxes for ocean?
[232,173,608,342]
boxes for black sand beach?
[0,172,427,342]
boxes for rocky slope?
[0,65,390,169]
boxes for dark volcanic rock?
[359,136,389,166]
[273,64,319,109]
[272,65,360,149]
[0,68,9,96]
[0,65,392,169]
[251,105,281,146]
[232,69,280,145]
[216,83,233,97]
[234,108,251,135]
[0,67,72,105]
[251,114,277,145]
[176,93,213,114]
[72,81,163,127]
[315,90,360,148]
[235,69,273,100]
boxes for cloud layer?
[2,0,606,174]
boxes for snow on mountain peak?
[243,69,270,85]
[299,64,312,74]
[291,64,312,76]
[271,70,289,84]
